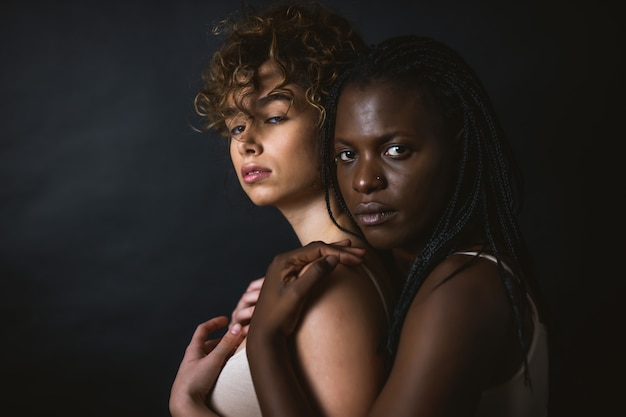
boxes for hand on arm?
[169,316,244,417]
[247,250,515,417]
[247,243,386,417]
[248,240,365,338]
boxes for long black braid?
[322,35,537,383]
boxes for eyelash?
[386,145,407,156]
[335,150,355,163]
[334,145,410,163]
[230,125,245,135]
[266,115,284,124]
[228,115,286,136]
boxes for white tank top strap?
[451,251,549,417]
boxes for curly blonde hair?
[194,2,365,137]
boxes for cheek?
[229,141,237,162]
[229,144,244,178]
[335,166,352,196]
[405,165,456,224]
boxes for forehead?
[334,81,449,142]
[256,60,286,95]
[336,82,422,126]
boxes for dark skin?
[246,81,531,417]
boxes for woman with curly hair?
[169,3,400,417]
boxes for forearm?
[248,335,319,417]
[169,396,220,417]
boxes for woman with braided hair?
[242,35,549,416]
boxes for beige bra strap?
[359,264,390,324]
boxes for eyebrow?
[224,92,293,119]
[223,107,241,119]
[256,92,293,109]
[333,131,406,146]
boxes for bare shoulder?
[298,260,388,336]
[406,254,513,351]
[413,253,512,315]
[371,255,515,415]
[291,261,390,416]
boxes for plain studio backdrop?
[1,0,623,416]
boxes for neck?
[391,248,418,277]
[277,193,361,247]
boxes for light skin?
[245,81,529,417]
[170,61,395,417]
[227,62,321,214]
[228,277,263,335]
[170,317,245,417]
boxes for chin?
[362,234,396,251]
[245,193,277,207]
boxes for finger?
[232,279,263,310]
[232,305,255,325]
[191,316,229,344]
[208,323,244,362]
[290,255,339,297]
[232,291,259,317]
[204,338,220,352]
[278,241,365,268]
[296,243,364,267]
[330,239,352,246]
[240,290,261,305]
[246,277,265,291]
[185,316,229,359]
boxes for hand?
[230,277,264,337]
[248,240,365,340]
[169,316,244,417]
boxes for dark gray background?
[1,0,623,415]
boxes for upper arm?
[293,264,389,417]
[369,258,514,417]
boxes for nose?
[234,124,262,156]
[352,158,386,194]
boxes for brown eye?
[230,125,245,135]
[336,150,356,162]
[386,145,409,157]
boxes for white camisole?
[208,264,388,417]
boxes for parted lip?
[352,201,395,215]
[241,163,271,178]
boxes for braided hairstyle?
[322,35,537,378]
[194,1,366,137]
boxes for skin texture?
[229,277,264,336]
[227,61,322,211]
[169,317,245,417]
[246,80,530,417]
[170,61,397,417]
[333,82,461,262]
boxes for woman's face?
[333,81,460,255]
[226,60,321,209]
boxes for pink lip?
[352,202,397,226]
[241,164,272,184]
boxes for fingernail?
[230,323,242,335]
